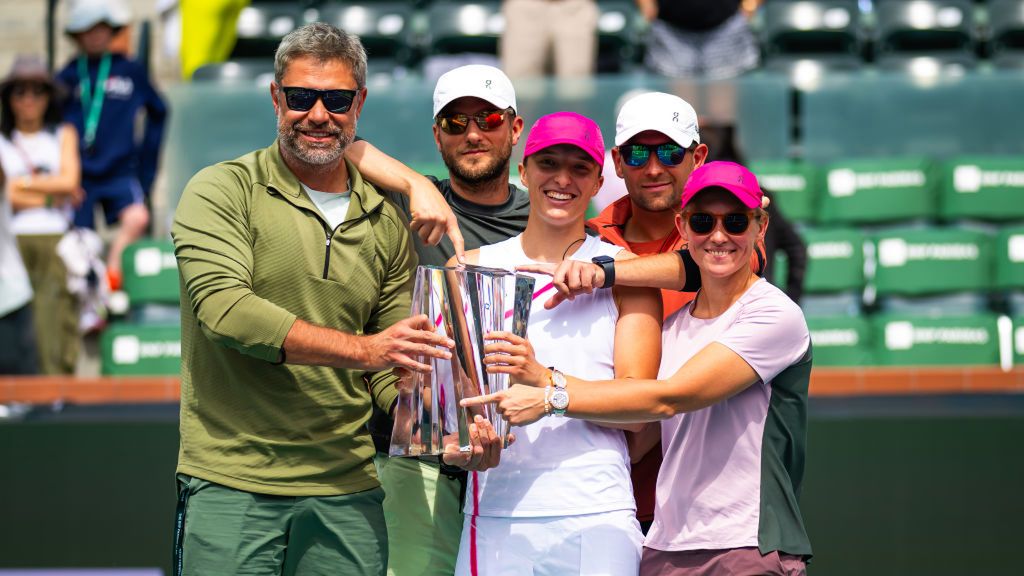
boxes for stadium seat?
[988,0,1024,68]
[191,59,275,85]
[749,160,818,222]
[595,1,644,73]
[232,2,311,60]
[818,157,937,225]
[122,240,180,307]
[873,0,976,59]
[318,2,417,75]
[872,227,994,312]
[1015,315,1024,365]
[872,312,1001,366]
[995,225,1024,290]
[761,0,863,59]
[423,1,504,56]
[941,156,1024,221]
[806,315,875,366]
[100,323,182,376]
[799,227,867,316]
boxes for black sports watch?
[591,255,615,289]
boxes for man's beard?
[631,189,682,213]
[278,117,354,167]
[440,136,513,188]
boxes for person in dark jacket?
[57,0,167,291]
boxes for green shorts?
[374,455,465,576]
[174,474,387,576]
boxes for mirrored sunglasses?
[435,108,511,135]
[619,143,687,168]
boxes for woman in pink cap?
[450,111,663,576]
[468,161,813,575]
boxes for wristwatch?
[548,368,569,416]
[591,255,615,288]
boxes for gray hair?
[274,22,367,88]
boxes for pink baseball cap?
[523,111,605,168]
[681,161,763,210]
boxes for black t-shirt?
[657,0,741,32]
[372,177,530,453]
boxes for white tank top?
[0,127,72,235]
[465,234,636,518]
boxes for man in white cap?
[359,63,529,576]
[58,0,166,292]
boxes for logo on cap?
[485,79,492,89]
[672,112,679,122]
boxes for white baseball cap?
[65,0,131,34]
[432,65,517,118]
[614,92,700,148]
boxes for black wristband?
[677,249,702,292]
[591,255,615,288]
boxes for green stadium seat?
[989,0,1024,69]
[1015,316,1024,365]
[232,2,309,60]
[807,315,874,366]
[100,323,182,376]
[872,227,994,296]
[595,1,644,73]
[318,2,417,74]
[748,160,818,222]
[122,240,180,307]
[761,0,862,59]
[819,157,937,224]
[872,312,1001,366]
[803,227,866,293]
[941,156,1024,221]
[424,1,503,56]
[873,0,976,57]
[995,225,1024,290]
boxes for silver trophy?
[389,264,535,457]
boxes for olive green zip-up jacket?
[171,141,414,496]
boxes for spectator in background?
[501,0,599,78]
[58,0,167,292]
[0,164,40,375]
[0,55,82,375]
[701,122,807,303]
[636,0,760,79]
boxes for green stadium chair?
[100,323,182,376]
[1014,316,1024,365]
[874,52,977,74]
[872,312,1001,366]
[122,240,180,307]
[819,157,937,225]
[761,0,863,60]
[941,156,1024,221]
[424,1,503,56]
[232,2,310,60]
[995,225,1024,290]
[806,315,874,366]
[989,0,1024,69]
[798,227,867,316]
[191,59,275,85]
[872,226,994,301]
[748,160,818,222]
[318,2,417,74]
[595,1,644,73]
[873,0,976,57]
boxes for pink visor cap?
[681,161,763,210]
[523,111,605,168]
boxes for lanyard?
[77,53,111,150]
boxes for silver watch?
[549,368,569,416]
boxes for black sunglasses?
[281,86,358,114]
[619,143,687,168]
[686,211,753,236]
[11,83,48,98]
[435,108,512,135]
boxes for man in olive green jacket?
[170,23,455,576]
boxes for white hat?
[614,92,700,148]
[432,65,517,118]
[65,0,131,34]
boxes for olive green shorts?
[174,474,387,576]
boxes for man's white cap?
[614,92,700,147]
[65,0,131,34]
[432,65,517,118]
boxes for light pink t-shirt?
[646,279,810,551]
